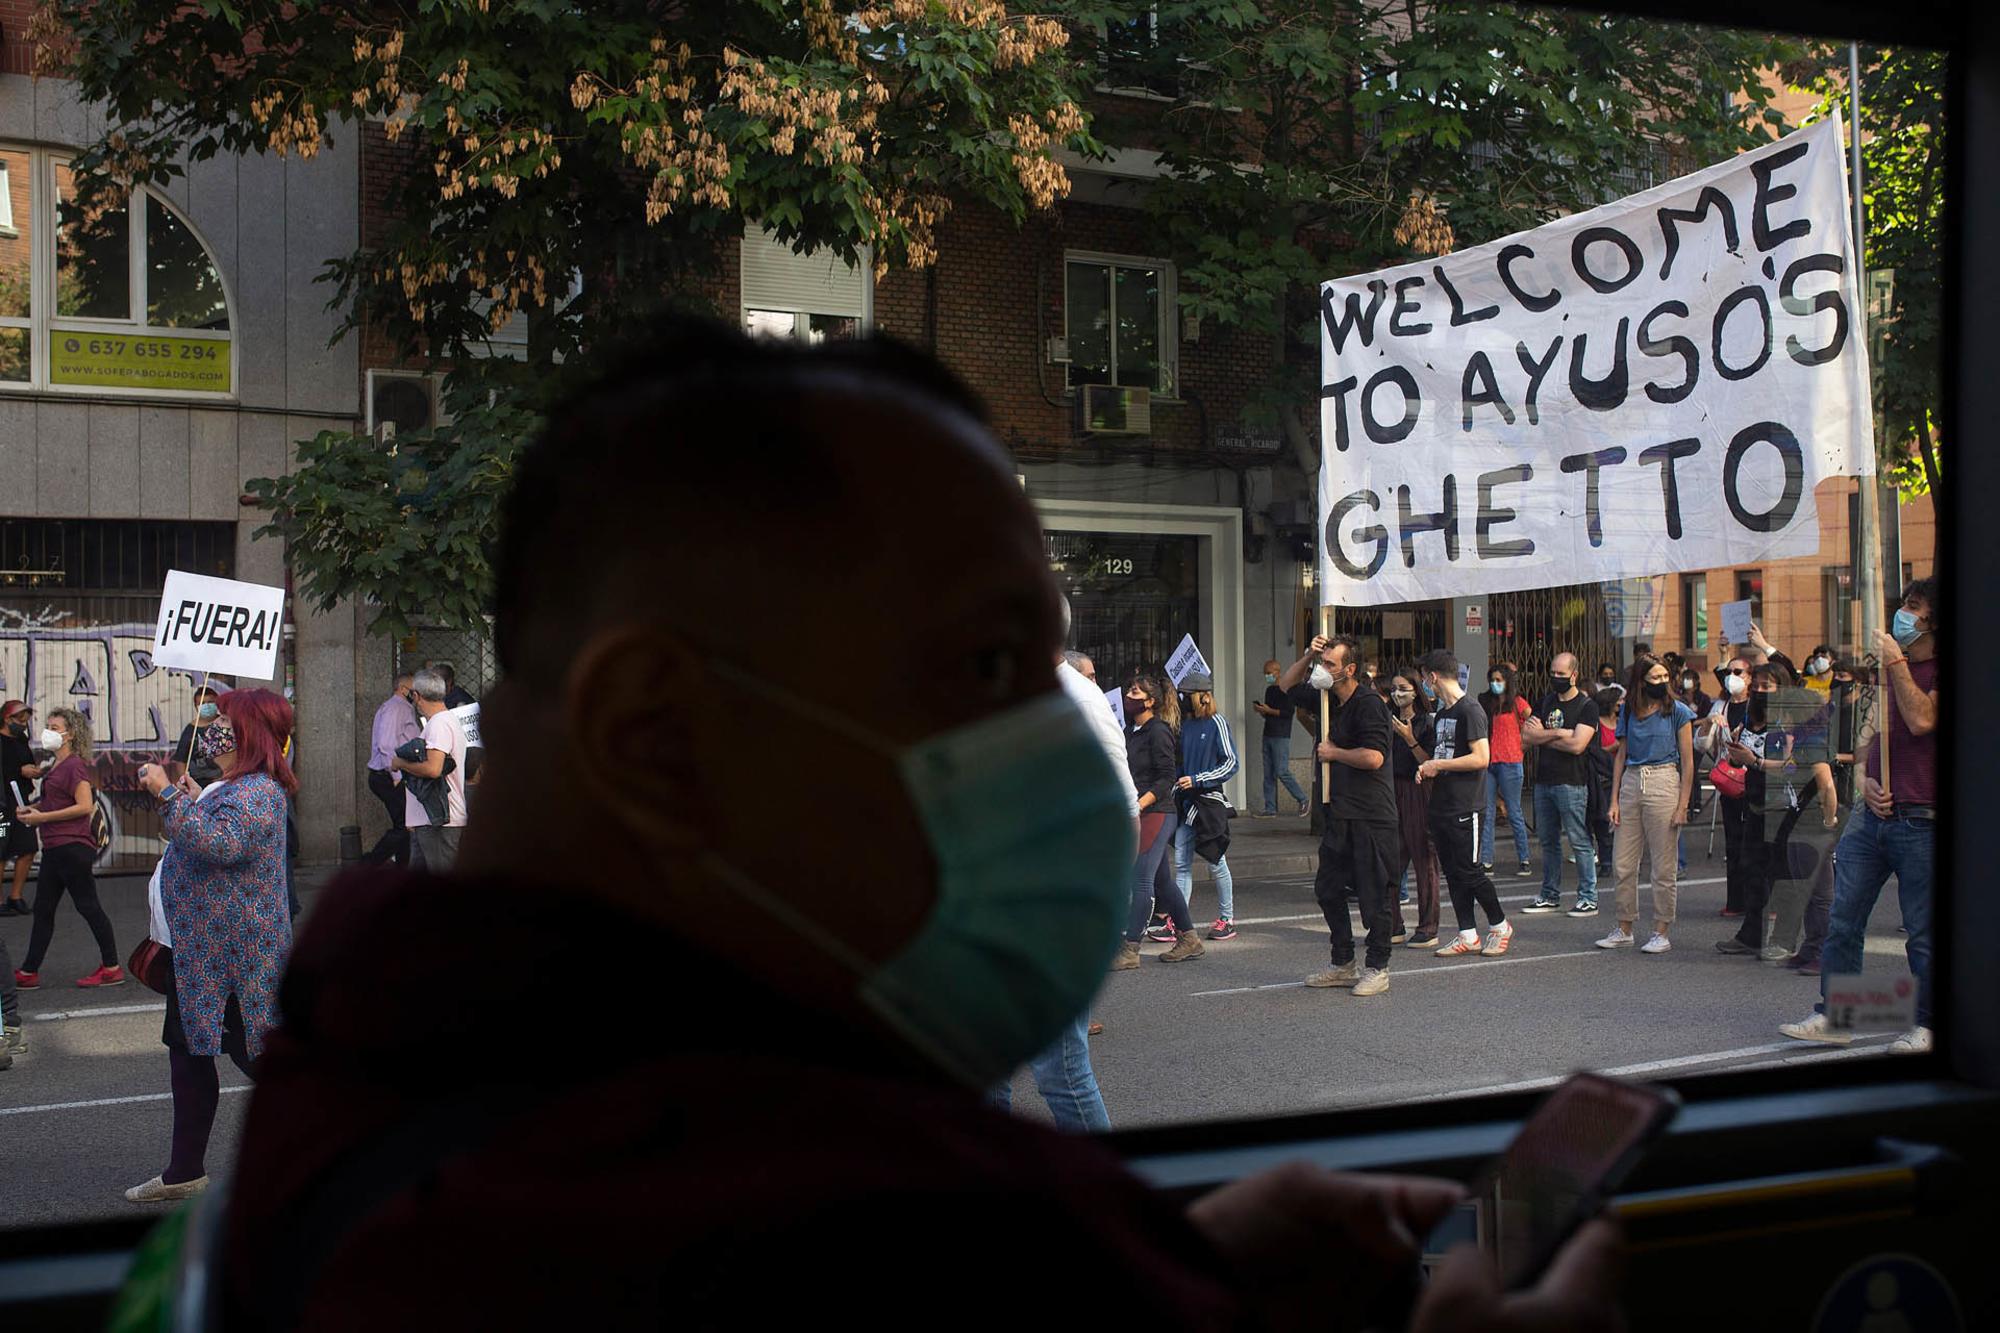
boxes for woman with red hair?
[127,687,296,1203]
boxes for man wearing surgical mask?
[213,324,1619,1331]
[1784,577,1942,1054]
[174,683,227,788]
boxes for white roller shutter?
[740,226,870,320]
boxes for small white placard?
[1823,972,1918,1033]
[1165,634,1211,686]
[1719,598,1754,648]
[447,703,482,748]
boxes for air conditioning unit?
[1077,384,1152,437]
[366,370,444,436]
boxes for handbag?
[128,937,174,995]
[1708,757,1747,799]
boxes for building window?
[0,145,235,396]
[1736,569,1763,623]
[1682,574,1707,650]
[1065,253,1175,393]
[739,227,870,345]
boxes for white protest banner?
[1165,634,1211,686]
[1318,114,1873,607]
[152,571,286,680]
[1719,598,1755,647]
[1104,686,1127,733]
[448,703,483,748]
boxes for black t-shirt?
[1534,691,1600,787]
[0,730,35,808]
[1261,684,1294,739]
[1291,682,1397,823]
[1426,695,1490,817]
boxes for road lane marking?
[1229,883,1725,927]
[1189,949,1605,996]
[1397,1036,1900,1101]
[0,1085,251,1118]
[30,1003,168,1022]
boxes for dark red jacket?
[222,869,1245,1329]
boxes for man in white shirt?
[393,668,468,872]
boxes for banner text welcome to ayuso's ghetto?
[1317,113,1874,607]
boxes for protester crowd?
[1104,578,1937,1064]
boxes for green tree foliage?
[51,0,1097,636]
[1068,2,1794,466]
[1798,47,1944,498]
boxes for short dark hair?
[1593,687,1624,716]
[1323,634,1363,669]
[1902,575,1939,614]
[494,317,988,685]
[1418,648,1458,678]
[1596,662,1617,676]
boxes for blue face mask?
[197,702,218,723]
[1264,673,1277,686]
[1489,680,1505,696]
[1891,608,1925,647]
[700,667,1136,1088]
[1420,680,1438,701]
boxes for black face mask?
[1122,695,1147,721]
[1644,681,1670,700]
[1749,691,1773,725]
[1551,673,1573,691]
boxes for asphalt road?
[0,851,1921,1229]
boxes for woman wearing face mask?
[1599,654,1695,954]
[1716,664,1811,958]
[1169,677,1240,941]
[1,701,45,916]
[175,684,227,789]
[1801,644,1835,700]
[1386,668,1440,948]
[11,708,123,989]
[1477,664,1533,875]
[1113,674,1202,969]
[126,689,296,1201]
[1698,656,1755,917]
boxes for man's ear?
[561,625,716,852]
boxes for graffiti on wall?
[0,620,212,869]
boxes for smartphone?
[1424,1073,1681,1290]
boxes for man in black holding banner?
[1279,633,1399,998]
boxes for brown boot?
[1110,942,1140,972]
[1159,930,1206,963]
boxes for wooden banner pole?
[1319,606,1332,802]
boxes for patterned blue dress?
[159,772,293,1059]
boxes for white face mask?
[1308,663,1337,691]
[1723,674,1747,698]
[1808,656,1831,676]
[40,728,64,751]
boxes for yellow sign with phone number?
[49,332,232,393]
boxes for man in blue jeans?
[1783,578,1940,1053]
[1253,658,1309,816]
[1521,653,1601,916]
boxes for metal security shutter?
[739,227,870,318]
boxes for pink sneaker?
[77,965,126,988]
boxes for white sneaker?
[1595,927,1634,949]
[1779,1012,1853,1046]
[1352,966,1390,997]
[1305,961,1359,988]
[125,1175,209,1204]
[1889,1026,1934,1054]
[1640,933,1672,954]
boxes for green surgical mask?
[702,664,1136,1088]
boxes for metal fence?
[1,517,241,871]
[1487,584,1618,679]
[395,620,498,699]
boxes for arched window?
[0,146,235,397]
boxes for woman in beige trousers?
[1599,654,1696,955]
